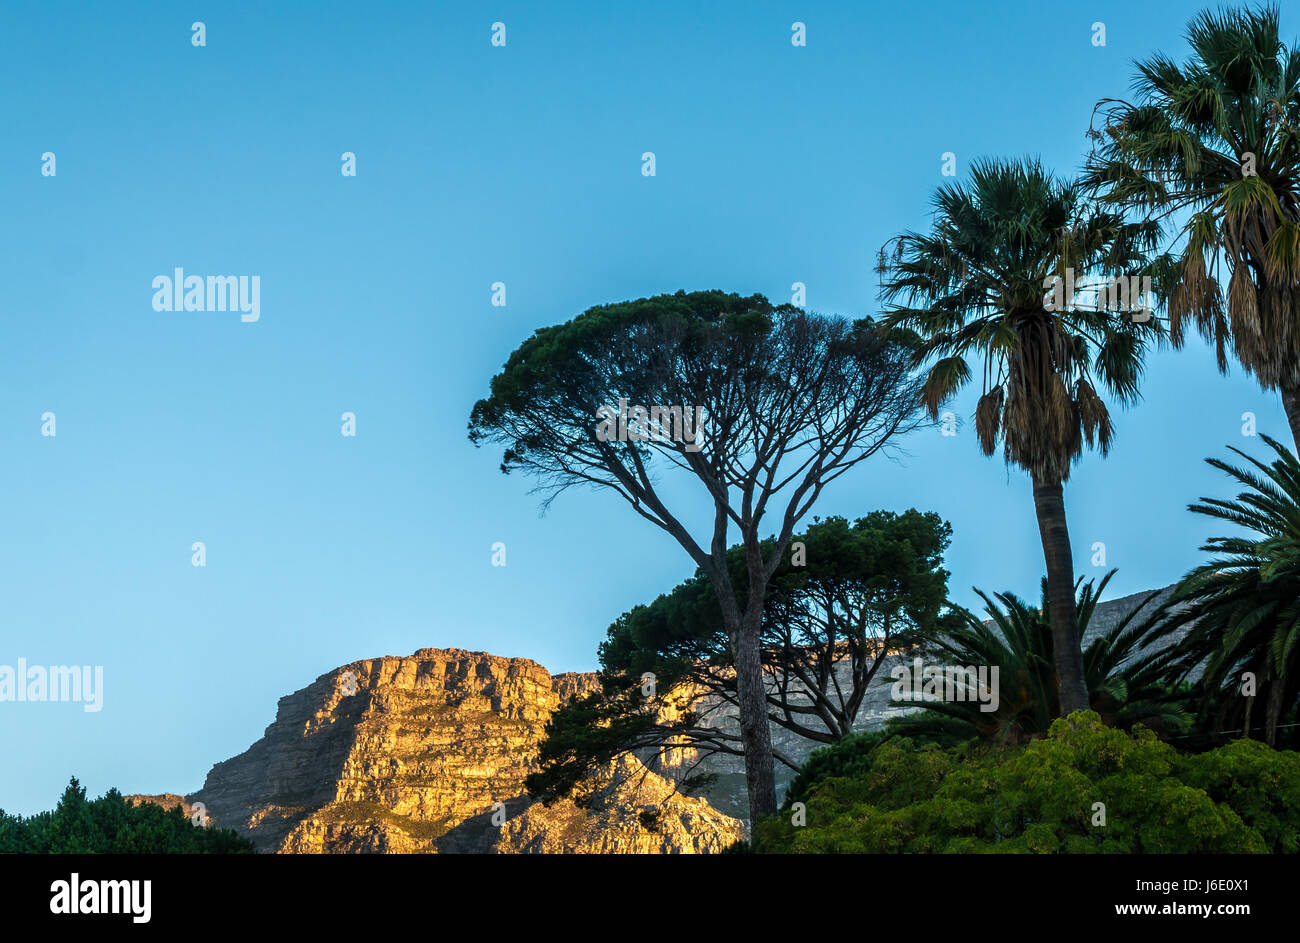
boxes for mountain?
[156,648,743,853]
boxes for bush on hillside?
[753,712,1300,853]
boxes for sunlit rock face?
[123,793,194,816]
[182,648,742,853]
[493,754,745,854]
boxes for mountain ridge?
[133,647,743,853]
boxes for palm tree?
[879,157,1162,714]
[1083,5,1300,446]
[1163,434,1300,746]
[887,571,1188,744]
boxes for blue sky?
[0,0,1287,814]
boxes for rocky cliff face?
[124,793,194,816]
[494,754,742,854]
[184,648,743,853]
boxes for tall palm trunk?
[1031,473,1090,715]
[1280,378,1300,452]
[1265,672,1286,747]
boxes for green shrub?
[1176,738,1300,853]
[783,731,890,808]
[755,712,1299,853]
[0,778,256,854]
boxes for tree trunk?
[1031,473,1091,716]
[1264,673,1285,748]
[1280,378,1300,452]
[731,618,778,823]
[1242,692,1255,741]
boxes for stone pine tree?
[879,159,1162,716]
[467,290,925,820]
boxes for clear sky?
[0,0,1288,814]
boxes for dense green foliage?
[782,730,892,808]
[0,778,256,853]
[754,712,1300,853]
